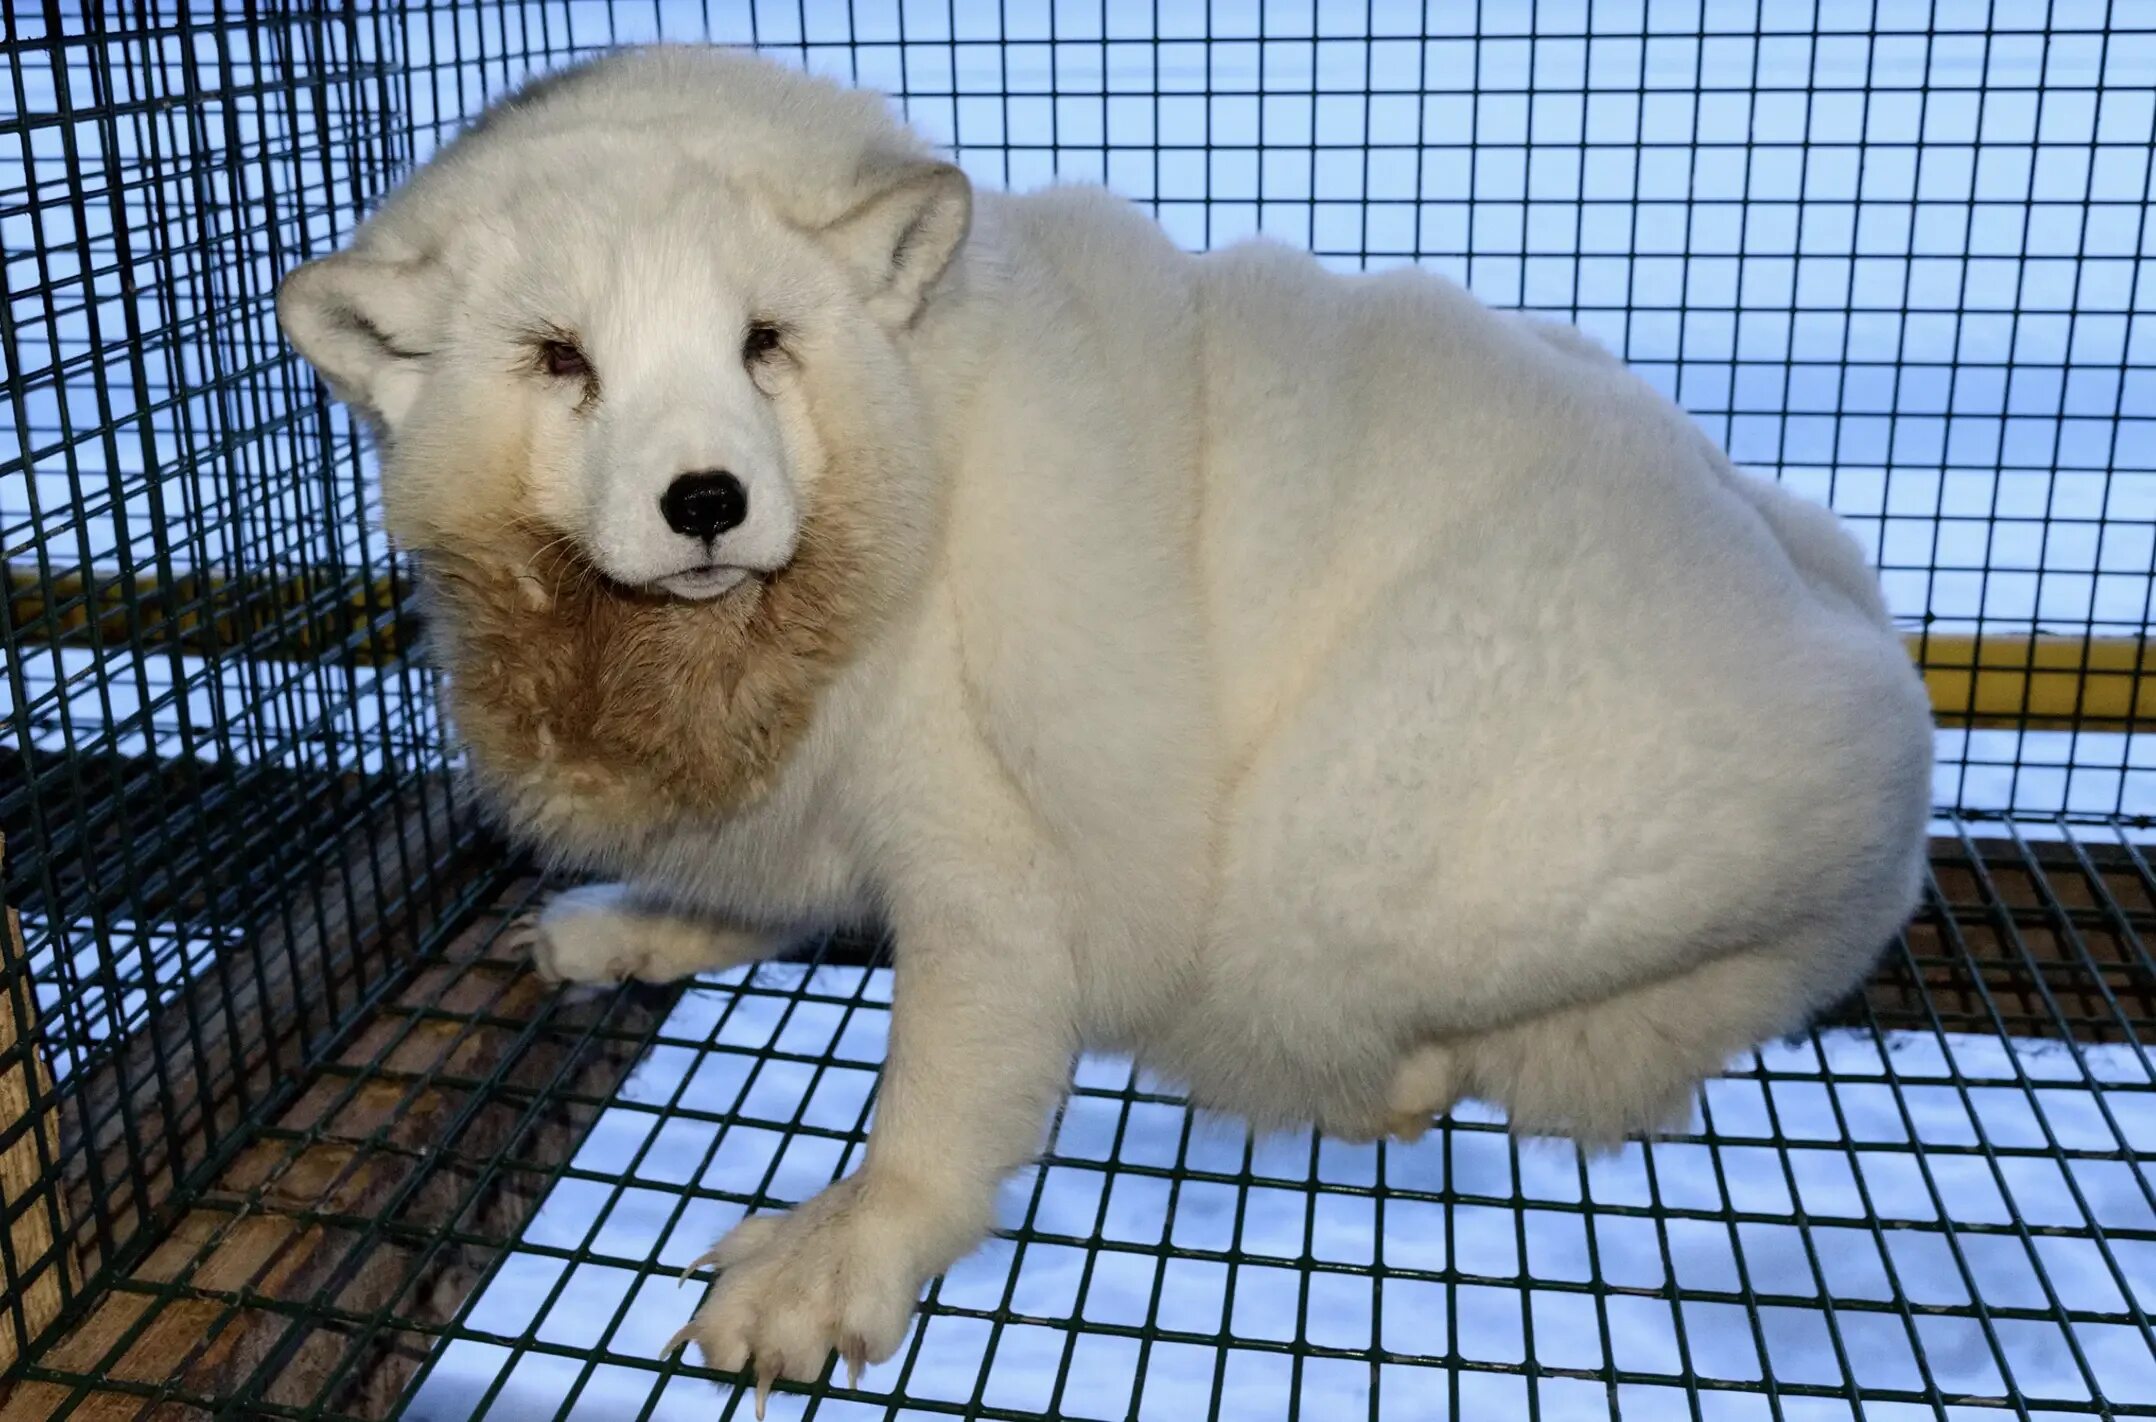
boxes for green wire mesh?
[7,832,2152,1420]
[2,3,2153,1419]
[399,830,2156,1422]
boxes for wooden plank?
[1836,833,2156,1045]
[3,563,407,665]
[43,782,478,1297]
[0,778,493,1418]
[0,884,674,1420]
[0,833,70,1373]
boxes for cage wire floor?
[0,825,2147,1421]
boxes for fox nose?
[660,470,748,540]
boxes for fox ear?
[819,157,971,327]
[278,251,441,430]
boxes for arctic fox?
[278,45,1933,1397]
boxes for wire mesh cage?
[1,2,2152,1419]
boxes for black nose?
[660,470,748,540]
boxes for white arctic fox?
[279,44,1933,1394]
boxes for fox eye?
[536,338,590,379]
[742,321,783,363]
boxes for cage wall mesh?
[0,3,2152,1421]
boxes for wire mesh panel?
[1,0,494,1389]
[348,0,2156,822]
[1,2,2152,1420]
[405,833,2156,1421]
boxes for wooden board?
[4,563,407,665]
[42,783,475,1294]
[0,880,675,1420]
[0,833,70,1373]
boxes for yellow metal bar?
[1913,631,2153,731]
[3,563,2149,730]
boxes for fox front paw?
[519,883,777,986]
[673,1175,937,1413]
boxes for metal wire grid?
[1,0,482,1377]
[391,828,2156,1421]
[0,1,2151,1419]
[327,0,2156,821]
[4,829,2147,1419]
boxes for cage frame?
[3,2,2154,1418]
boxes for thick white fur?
[278,47,1934,1395]
[528,882,785,985]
